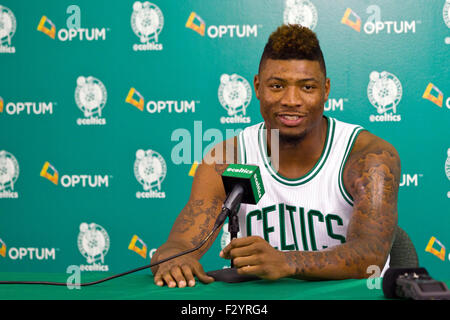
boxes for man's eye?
[303,85,315,91]
[270,84,283,89]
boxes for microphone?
[208,164,266,283]
[214,164,265,228]
[382,267,450,300]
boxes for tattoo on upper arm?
[343,144,400,261]
[346,148,400,204]
[214,164,228,176]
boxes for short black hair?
[259,24,326,77]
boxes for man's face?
[254,59,330,142]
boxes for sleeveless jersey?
[235,116,390,274]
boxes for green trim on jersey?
[257,117,336,186]
[238,131,247,164]
[338,126,365,206]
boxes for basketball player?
[151,24,400,288]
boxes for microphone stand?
[206,206,260,283]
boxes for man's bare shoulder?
[201,136,238,175]
[351,130,399,158]
[343,130,401,197]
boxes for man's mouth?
[277,114,305,126]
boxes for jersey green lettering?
[298,207,309,251]
[246,209,262,236]
[285,205,299,250]
[307,209,324,251]
[262,205,277,250]
[325,214,346,244]
[279,203,295,251]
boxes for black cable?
[0,223,221,287]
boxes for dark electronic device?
[383,267,450,300]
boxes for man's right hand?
[152,250,215,288]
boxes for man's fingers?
[232,255,259,268]
[153,258,214,288]
[221,236,264,259]
[162,271,177,288]
[181,264,196,287]
[236,265,261,276]
[154,273,164,287]
[170,266,187,288]
[192,263,215,284]
[229,246,258,260]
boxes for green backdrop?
[1,0,449,281]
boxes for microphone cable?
[0,220,223,287]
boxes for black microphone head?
[382,267,429,299]
[221,164,265,205]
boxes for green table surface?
[0,271,410,300]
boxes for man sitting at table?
[151,24,399,288]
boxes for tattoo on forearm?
[171,197,223,248]
[172,200,205,234]
[191,197,222,246]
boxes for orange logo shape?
[185,12,205,36]
[0,239,6,258]
[128,235,147,259]
[422,83,443,107]
[40,161,59,185]
[188,161,199,177]
[125,88,144,111]
[0,97,3,113]
[425,236,446,261]
[341,8,361,32]
[37,16,56,39]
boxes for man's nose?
[280,86,302,107]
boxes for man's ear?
[254,74,260,100]
[324,77,330,103]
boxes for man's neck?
[266,117,328,179]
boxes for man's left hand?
[220,236,293,280]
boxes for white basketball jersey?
[235,116,390,274]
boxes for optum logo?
[60,175,109,188]
[7,247,56,260]
[40,161,111,188]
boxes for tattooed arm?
[221,131,400,280]
[150,137,237,287]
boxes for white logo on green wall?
[283,0,318,30]
[0,5,16,53]
[444,1,450,28]
[446,148,450,199]
[362,5,417,35]
[134,149,166,199]
[131,1,163,51]
[77,222,109,272]
[75,76,107,125]
[218,74,251,124]
[0,150,19,198]
[368,71,402,122]
[446,148,450,181]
